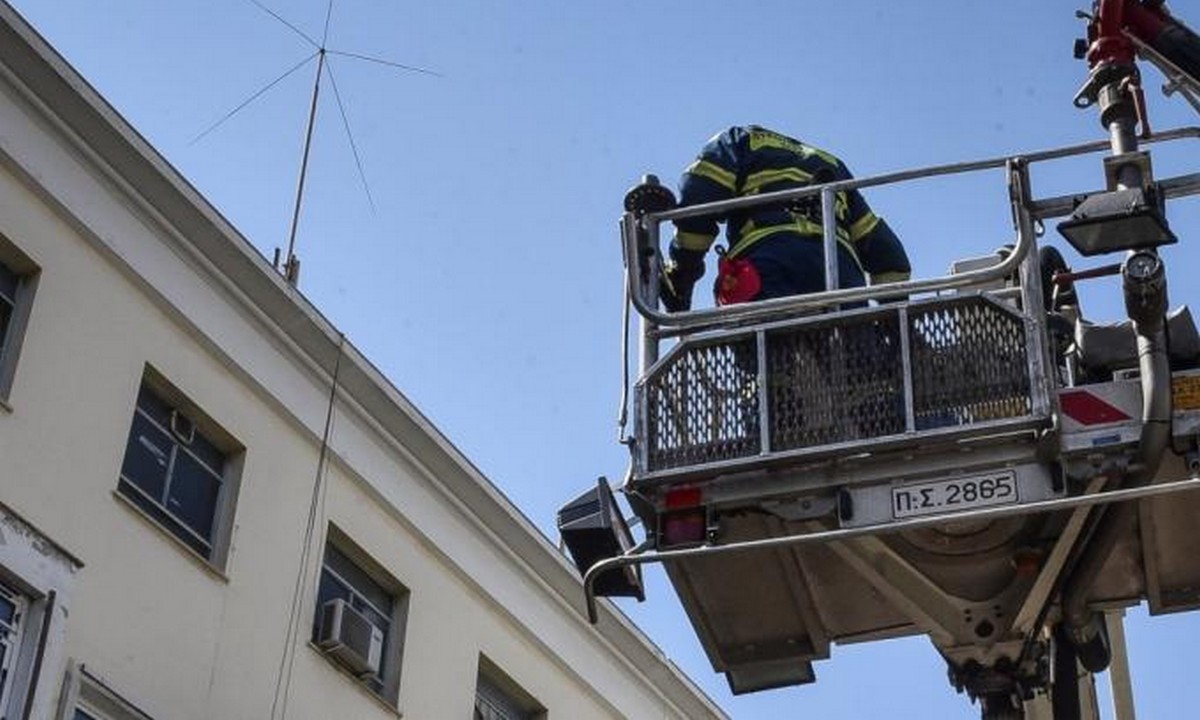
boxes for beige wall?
[0,12,722,720]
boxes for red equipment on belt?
[715,255,762,306]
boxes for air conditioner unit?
[318,598,384,678]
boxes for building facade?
[0,4,724,719]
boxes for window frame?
[115,368,243,570]
[310,527,409,706]
[56,661,154,720]
[0,238,40,404]
[474,655,546,720]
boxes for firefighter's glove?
[660,245,706,312]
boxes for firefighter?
[661,125,912,311]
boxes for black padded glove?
[660,245,706,312]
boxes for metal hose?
[1062,252,1170,666]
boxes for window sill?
[111,490,230,584]
[306,641,403,718]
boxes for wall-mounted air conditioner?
[318,598,384,678]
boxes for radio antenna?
[191,0,441,287]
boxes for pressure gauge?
[1124,251,1161,282]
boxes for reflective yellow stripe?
[674,230,716,252]
[685,159,737,191]
[730,220,862,271]
[748,130,805,153]
[834,191,850,222]
[870,270,911,285]
[743,167,812,194]
[849,212,880,241]
[747,130,840,166]
[806,146,840,166]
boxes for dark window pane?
[135,389,166,423]
[0,650,8,707]
[0,300,12,357]
[74,709,99,720]
[317,569,351,608]
[0,261,17,304]
[167,451,221,541]
[0,260,16,363]
[188,432,225,474]
[0,594,14,626]
[118,478,211,556]
[325,545,392,616]
[120,412,172,501]
[135,386,172,427]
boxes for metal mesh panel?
[910,299,1032,429]
[768,315,905,450]
[645,336,761,471]
[640,298,1036,475]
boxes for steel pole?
[821,186,839,293]
[1105,609,1137,720]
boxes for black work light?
[557,478,645,600]
[1057,185,1177,257]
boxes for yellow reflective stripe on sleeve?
[685,159,737,191]
[849,212,880,241]
[674,230,716,252]
[870,270,911,285]
[743,167,813,194]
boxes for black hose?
[1153,20,1200,84]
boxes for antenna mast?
[282,48,326,286]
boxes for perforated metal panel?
[768,316,905,450]
[639,297,1038,475]
[643,335,760,471]
[909,299,1032,429]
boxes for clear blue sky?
[12,1,1200,717]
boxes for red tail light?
[661,508,707,547]
[664,486,703,509]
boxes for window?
[0,246,38,402]
[311,532,408,703]
[0,261,18,355]
[116,374,241,565]
[0,504,79,718]
[474,657,544,720]
[0,579,28,715]
[57,661,153,720]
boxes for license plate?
[891,471,1018,519]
